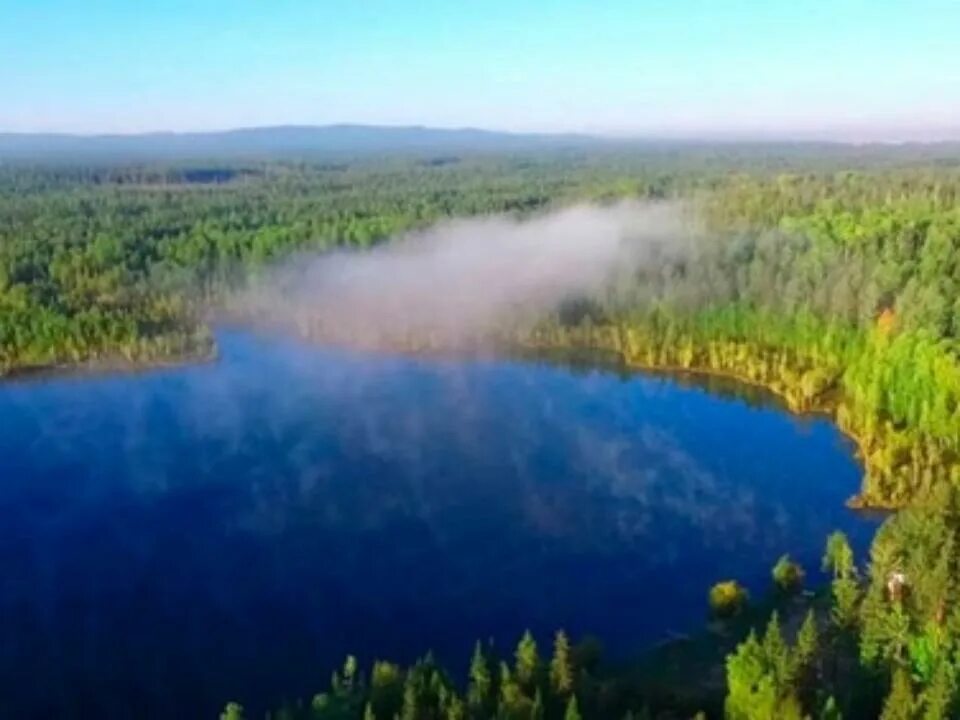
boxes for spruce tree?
[762,612,791,687]
[515,630,540,688]
[920,663,955,720]
[823,531,855,579]
[725,631,777,720]
[881,668,916,720]
[401,673,419,720]
[564,695,582,720]
[832,576,860,628]
[794,609,819,700]
[795,610,818,670]
[499,661,523,715]
[550,630,574,696]
[444,694,465,720]
[467,641,492,712]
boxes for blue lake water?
[0,330,876,718]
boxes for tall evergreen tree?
[467,641,492,714]
[564,695,582,720]
[795,610,818,671]
[881,668,916,720]
[515,630,540,689]
[550,630,575,696]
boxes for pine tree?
[794,609,819,696]
[550,630,574,696]
[515,630,540,688]
[832,576,860,628]
[467,641,492,712]
[762,612,791,687]
[881,668,916,720]
[795,610,818,669]
[823,531,855,579]
[920,663,955,720]
[445,694,465,720]
[401,673,419,720]
[564,695,582,720]
[725,631,777,720]
[343,654,359,693]
[500,661,522,709]
[370,661,403,719]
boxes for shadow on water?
[0,330,878,718]
[514,345,799,412]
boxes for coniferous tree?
[795,610,818,671]
[220,702,245,720]
[531,688,545,720]
[550,630,575,696]
[881,668,916,720]
[499,661,524,718]
[823,531,855,579]
[564,695,582,720]
[515,630,540,689]
[762,612,791,686]
[467,641,492,715]
[919,661,955,720]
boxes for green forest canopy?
[4,144,960,718]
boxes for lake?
[0,330,876,718]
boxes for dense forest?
[218,493,960,720]
[529,169,960,509]
[0,153,670,373]
[4,145,960,717]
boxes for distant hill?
[0,124,607,162]
[2,124,959,165]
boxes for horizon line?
[2,121,960,147]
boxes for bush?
[771,554,805,593]
[709,580,748,618]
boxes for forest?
[690,488,960,720]
[4,145,960,718]
[528,168,960,509]
[217,492,960,720]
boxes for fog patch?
[233,201,692,351]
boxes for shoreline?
[515,337,899,511]
[0,326,896,512]
[0,345,218,385]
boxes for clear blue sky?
[2,0,958,139]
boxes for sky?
[2,0,959,140]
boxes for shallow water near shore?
[0,329,877,717]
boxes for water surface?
[0,331,875,718]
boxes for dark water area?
[0,331,877,718]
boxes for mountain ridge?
[2,123,958,163]
[0,124,605,162]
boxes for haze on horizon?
[2,0,959,142]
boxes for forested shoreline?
[3,147,957,375]
[5,146,960,717]
[0,154,662,374]
[522,171,960,509]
